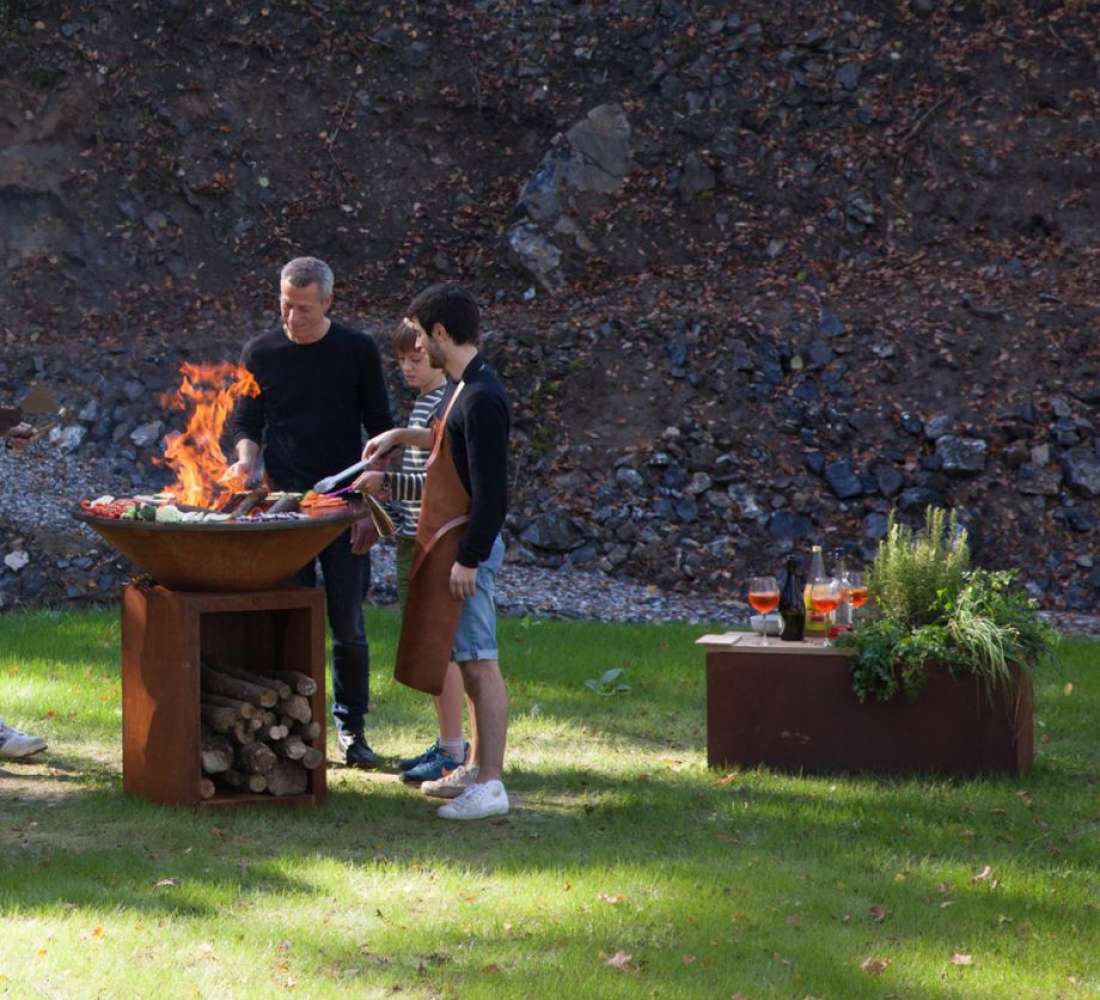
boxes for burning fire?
[158,363,259,507]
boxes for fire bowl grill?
[77,506,369,592]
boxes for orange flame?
[158,362,260,507]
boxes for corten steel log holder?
[122,584,328,807]
[696,633,1033,778]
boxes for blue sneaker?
[398,740,440,772]
[401,744,467,783]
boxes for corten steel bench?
[696,633,1032,777]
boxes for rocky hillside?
[1,0,1098,611]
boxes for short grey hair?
[281,257,334,300]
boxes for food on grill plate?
[79,491,349,523]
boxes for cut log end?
[273,670,318,697]
[278,694,312,724]
[267,759,309,796]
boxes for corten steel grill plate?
[77,506,369,592]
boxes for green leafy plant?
[842,507,1057,702]
[585,667,631,695]
[868,506,969,628]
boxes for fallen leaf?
[152,878,179,890]
[785,915,801,927]
[869,905,887,923]
[597,893,624,904]
[860,956,890,975]
[971,865,993,882]
[718,772,738,785]
[951,953,974,966]
[682,954,696,964]
[604,949,634,972]
[1063,683,1073,695]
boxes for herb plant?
[843,508,1057,702]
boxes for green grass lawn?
[1,608,1098,999]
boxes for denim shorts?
[452,535,505,663]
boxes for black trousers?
[294,529,371,736]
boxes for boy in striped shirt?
[361,325,469,782]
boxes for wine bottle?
[778,556,805,642]
[804,545,828,636]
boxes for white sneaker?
[0,721,47,760]
[438,779,509,820]
[422,764,479,799]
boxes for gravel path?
[3,442,1098,636]
[0,445,119,531]
[365,542,749,627]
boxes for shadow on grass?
[1,756,1096,1000]
[275,911,1037,1000]
[2,607,1096,997]
[3,764,1088,1000]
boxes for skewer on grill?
[226,487,269,520]
[267,494,302,514]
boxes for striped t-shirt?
[392,383,447,538]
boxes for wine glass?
[810,576,841,646]
[845,571,868,622]
[748,576,780,646]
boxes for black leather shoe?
[341,733,381,770]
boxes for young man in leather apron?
[355,284,511,820]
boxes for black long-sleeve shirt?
[443,354,510,568]
[231,321,393,491]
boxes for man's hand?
[450,562,477,601]
[222,439,260,487]
[220,459,256,488]
[351,470,385,496]
[350,519,379,555]
[361,429,403,465]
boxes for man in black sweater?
[355,284,512,820]
[229,256,393,768]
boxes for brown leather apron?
[394,384,470,694]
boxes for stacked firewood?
[198,662,322,797]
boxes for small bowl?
[750,613,782,636]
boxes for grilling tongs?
[310,459,370,496]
